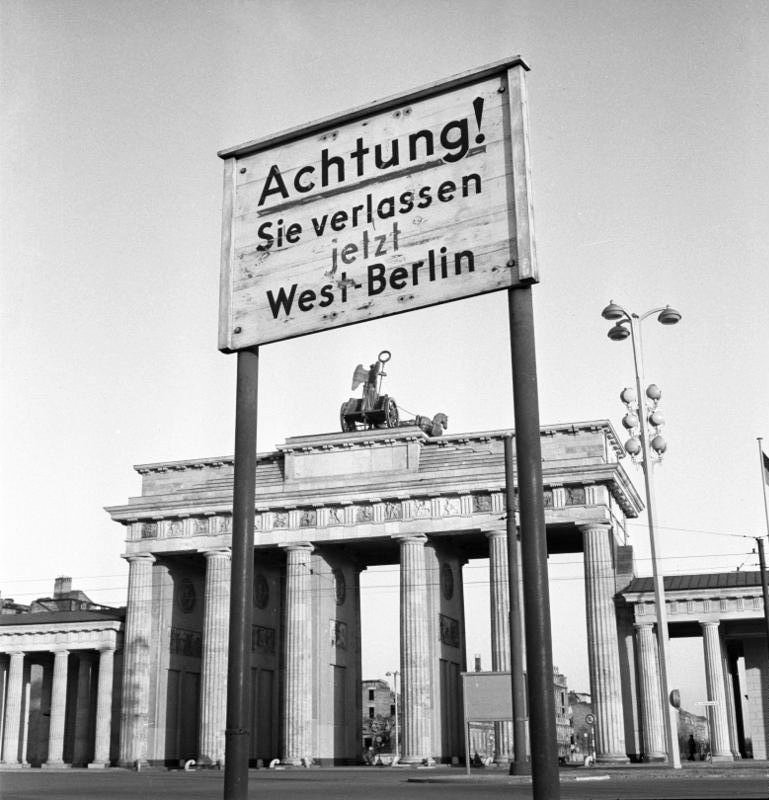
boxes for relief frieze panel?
[251,625,276,654]
[439,497,461,517]
[413,499,432,518]
[439,614,460,648]
[330,620,348,649]
[273,511,288,529]
[170,627,202,658]
[355,505,373,524]
[565,487,586,505]
[327,507,344,526]
[299,509,317,528]
[141,522,157,539]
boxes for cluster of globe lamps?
[600,299,683,769]
[619,384,667,461]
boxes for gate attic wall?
[105,421,643,766]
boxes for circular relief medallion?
[441,563,454,601]
[333,568,346,606]
[253,574,269,609]
[179,578,196,613]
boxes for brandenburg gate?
[105,420,644,766]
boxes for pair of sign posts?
[217,56,559,800]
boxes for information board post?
[508,285,559,800]
[223,347,259,800]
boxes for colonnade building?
[2,421,767,766]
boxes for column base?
[88,762,110,769]
[0,762,24,769]
[42,761,71,769]
[280,757,313,767]
[399,755,435,766]
[595,753,629,764]
[710,754,734,763]
[117,759,149,770]
[642,754,666,762]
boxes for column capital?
[97,644,117,654]
[121,552,155,564]
[578,522,612,534]
[633,621,655,631]
[278,542,314,554]
[700,619,720,630]
[484,529,506,540]
[52,648,70,657]
[392,533,427,545]
[202,547,231,560]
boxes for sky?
[2,0,768,714]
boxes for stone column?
[20,665,31,767]
[199,548,231,766]
[89,647,115,768]
[721,646,740,758]
[701,621,733,761]
[1,651,24,766]
[281,543,314,765]
[634,623,665,761]
[486,530,514,762]
[581,524,628,762]
[73,653,94,766]
[118,553,155,767]
[395,534,433,764]
[44,649,70,767]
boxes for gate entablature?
[623,572,766,628]
[106,420,642,560]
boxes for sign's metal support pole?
[504,434,530,774]
[507,285,560,800]
[223,347,259,800]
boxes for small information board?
[218,56,537,351]
[462,670,513,722]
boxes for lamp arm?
[637,306,670,323]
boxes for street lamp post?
[601,301,682,770]
[385,670,399,760]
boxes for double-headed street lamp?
[601,301,682,770]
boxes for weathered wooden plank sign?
[218,56,537,351]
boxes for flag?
[763,450,769,486]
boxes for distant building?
[361,678,397,753]
[553,666,573,759]
[0,577,124,768]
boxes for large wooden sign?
[218,57,537,351]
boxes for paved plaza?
[1,763,768,800]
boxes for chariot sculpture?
[340,351,399,432]
[339,351,448,436]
